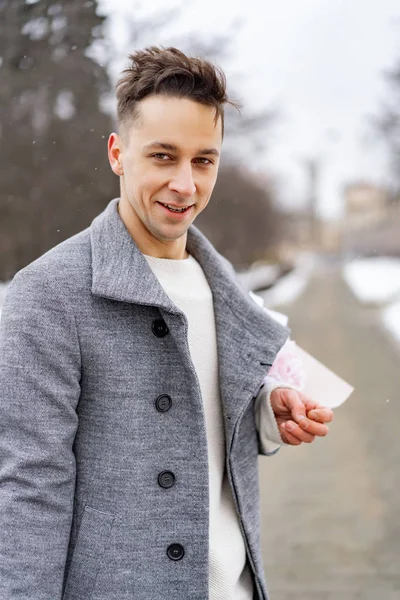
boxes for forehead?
[130,95,223,151]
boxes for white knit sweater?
[144,252,284,600]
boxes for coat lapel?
[90,198,179,314]
[90,198,290,434]
[186,225,290,434]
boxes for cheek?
[140,171,166,196]
[128,172,163,201]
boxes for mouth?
[156,202,194,216]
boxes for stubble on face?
[115,95,222,259]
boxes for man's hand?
[270,388,333,445]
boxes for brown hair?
[116,46,240,138]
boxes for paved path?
[258,266,400,600]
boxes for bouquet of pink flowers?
[251,293,353,407]
[266,340,306,390]
[248,294,307,390]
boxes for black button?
[155,394,172,413]
[158,471,176,489]
[152,319,169,338]
[167,543,185,561]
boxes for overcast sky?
[97,0,400,219]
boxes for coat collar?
[91,198,178,313]
[90,198,289,426]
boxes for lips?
[159,202,193,213]
[157,202,194,215]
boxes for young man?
[0,47,332,600]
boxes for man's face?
[108,95,222,256]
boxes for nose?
[168,163,196,198]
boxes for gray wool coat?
[0,198,289,600]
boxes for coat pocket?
[62,505,115,600]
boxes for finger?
[282,390,307,422]
[284,420,316,443]
[298,417,329,437]
[307,408,334,423]
[280,423,302,446]
[302,397,319,411]
[302,398,334,420]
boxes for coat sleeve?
[0,268,81,599]
[255,335,306,455]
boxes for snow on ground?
[342,257,400,347]
[237,263,281,293]
[259,253,315,308]
[343,257,400,304]
[382,301,400,345]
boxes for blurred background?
[1,0,400,598]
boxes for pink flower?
[267,339,306,390]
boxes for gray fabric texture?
[0,198,290,600]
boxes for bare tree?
[0,0,117,280]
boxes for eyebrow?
[144,141,220,157]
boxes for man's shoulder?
[10,226,92,302]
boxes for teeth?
[163,204,188,213]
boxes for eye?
[194,157,213,165]
[152,153,171,161]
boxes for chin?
[159,228,189,242]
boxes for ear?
[108,133,124,176]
